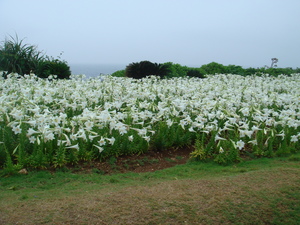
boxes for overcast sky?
[1,0,300,68]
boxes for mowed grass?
[1,154,300,225]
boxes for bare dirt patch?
[63,146,194,174]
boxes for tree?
[270,58,278,68]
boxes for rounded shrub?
[125,60,170,79]
[224,64,245,75]
[163,62,189,78]
[200,62,227,75]
[186,69,205,78]
[46,59,71,79]
[111,69,126,77]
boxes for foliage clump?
[125,60,170,79]
[111,69,125,77]
[186,69,205,78]
[0,35,71,79]
[112,60,300,78]
[35,57,71,79]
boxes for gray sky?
[1,0,300,68]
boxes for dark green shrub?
[254,67,297,77]
[200,62,226,75]
[186,68,205,78]
[163,62,189,78]
[125,61,151,79]
[265,67,294,76]
[34,60,52,78]
[224,64,245,75]
[34,57,70,79]
[125,60,170,79]
[153,63,171,77]
[44,58,71,79]
[244,67,258,76]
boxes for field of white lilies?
[0,72,300,170]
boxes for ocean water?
[70,63,126,78]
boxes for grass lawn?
[1,153,300,224]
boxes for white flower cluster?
[0,73,299,159]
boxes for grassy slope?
[0,154,300,225]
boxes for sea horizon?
[70,63,126,78]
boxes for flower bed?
[1,72,299,170]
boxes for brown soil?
[64,146,194,174]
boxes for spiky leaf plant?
[0,35,71,79]
[0,35,43,76]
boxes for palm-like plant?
[125,60,170,79]
[0,35,43,76]
[0,35,71,79]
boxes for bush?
[45,58,71,79]
[34,58,70,79]
[199,62,227,75]
[244,67,257,76]
[264,67,295,76]
[224,64,245,75]
[109,61,300,79]
[111,69,125,77]
[186,68,205,78]
[125,60,170,79]
[0,35,70,79]
[163,62,189,78]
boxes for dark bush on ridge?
[224,65,245,75]
[199,62,227,75]
[162,62,189,78]
[125,60,170,79]
[36,58,71,79]
[113,61,300,78]
[186,69,205,78]
[244,67,257,76]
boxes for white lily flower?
[12,125,22,135]
[66,144,79,151]
[236,140,245,150]
[29,136,36,144]
[219,147,224,153]
[98,137,106,146]
[248,139,258,145]
[93,144,104,153]
[128,135,134,142]
[215,135,226,142]
[290,135,298,143]
[27,128,38,137]
[106,137,116,145]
